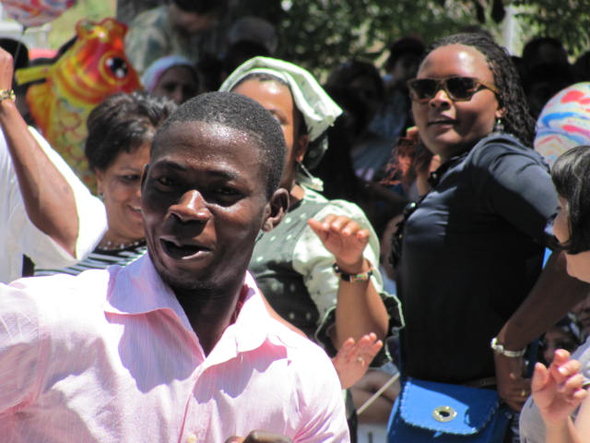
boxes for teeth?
[161,239,205,258]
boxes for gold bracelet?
[0,89,15,102]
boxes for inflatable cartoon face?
[535,82,590,167]
[19,18,141,187]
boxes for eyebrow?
[152,159,241,181]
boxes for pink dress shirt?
[0,255,349,442]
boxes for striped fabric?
[35,243,146,277]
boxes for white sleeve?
[21,128,106,267]
[292,199,384,321]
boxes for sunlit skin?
[553,196,590,283]
[231,78,308,205]
[141,120,287,297]
[153,66,199,105]
[411,44,504,161]
[96,142,150,246]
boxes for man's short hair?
[154,91,285,196]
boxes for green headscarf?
[219,57,343,189]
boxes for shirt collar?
[103,256,289,365]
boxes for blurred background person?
[125,0,228,75]
[369,36,425,146]
[36,91,175,276]
[142,55,200,104]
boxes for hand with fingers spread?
[332,333,383,389]
[308,214,370,273]
[532,349,588,428]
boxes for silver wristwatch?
[490,337,526,358]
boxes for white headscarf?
[219,56,343,180]
[141,55,195,93]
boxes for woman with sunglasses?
[395,32,587,424]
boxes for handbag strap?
[463,376,497,389]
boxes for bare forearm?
[0,100,78,256]
[334,278,389,349]
[497,251,589,350]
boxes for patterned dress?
[249,187,402,352]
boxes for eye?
[106,57,129,79]
[162,83,176,93]
[270,111,288,126]
[159,176,174,185]
[207,186,243,206]
[153,175,177,190]
[119,174,141,184]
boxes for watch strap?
[332,263,373,282]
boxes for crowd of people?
[1,0,590,441]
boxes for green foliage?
[237,0,589,76]
[512,0,590,55]
[275,0,476,74]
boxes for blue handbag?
[387,378,511,442]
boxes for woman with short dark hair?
[36,92,176,275]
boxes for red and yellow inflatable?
[16,18,141,186]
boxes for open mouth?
[128,206,143,217]
[160,238,210,260]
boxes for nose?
[429,87,452,108]
[169,190,211,224]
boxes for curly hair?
[85,91,177,172]
[428,33,536,146]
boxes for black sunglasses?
[407,76,499,102]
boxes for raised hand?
[0,47,14,91]
[532,349,587,427]
[332,332,383,389]
[308,214,370,272]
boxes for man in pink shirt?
[0,92,350,442]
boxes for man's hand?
[308,215,369,273]
[494,352,531,411]
[532,349,587,427]
[225,431,293,443]
[332,333,383,389]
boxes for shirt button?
[186,434,197,443]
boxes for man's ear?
[262,187,289,232]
